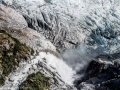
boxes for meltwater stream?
[0,52,76,90]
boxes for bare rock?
[0,4,56,52]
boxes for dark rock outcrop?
[75,53,120,90]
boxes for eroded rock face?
[0,4,56,52]
[75,53,120,90]
[0,3,27,29]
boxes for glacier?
[0,0,120,90]
[1,0,120,53]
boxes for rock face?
[75,53,120,90]
[0,30,34,86]
[0,4,56,52]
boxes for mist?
[61,45,104,73]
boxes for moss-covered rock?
[19,72,50,90]
[0,30,34,86]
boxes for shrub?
[19,72,50,90]
[0,30,34,86]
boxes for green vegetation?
[0,30,34,86]
[0,75,5,86]
[19,72,50,90]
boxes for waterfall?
[0,52,76,90]
[40,52,75,85]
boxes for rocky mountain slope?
[75,53,120,90]
[0,30,33,86]
[0,3,76,90]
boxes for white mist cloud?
[61,45,104,72]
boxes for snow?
[98,59,113,65]
[3,0,46,6]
